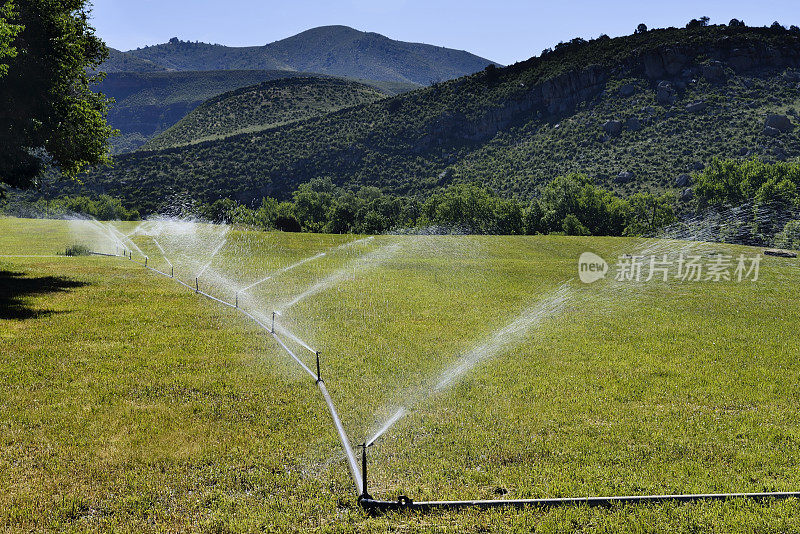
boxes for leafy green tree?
[199,198,237,222]
[360,210,390,234]
[695,158,800,210]
[562,214,590,235]
[293,177,336,232]
[421,183,516,233]
[694,158,800,243]
[0,0,113,191]
[623,192,676,236]
[325,192,362,233]
[0,1,22,77]
[523,200,546,234]
[774,220,800,250]
[274,201,300,232]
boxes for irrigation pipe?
[358,492,800,513]
[103,251,364,493]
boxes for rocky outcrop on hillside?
[426,38,800,148]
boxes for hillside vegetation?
[79,24,800,211]
[98,70,417,153]
[100,48,167,73]
[143,77,393,150]
[108,26,497,85]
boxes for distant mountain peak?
[102,26,498,84]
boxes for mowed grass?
[2,216,800,532]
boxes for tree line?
[193,174,676,236]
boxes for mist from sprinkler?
[196,233,229,278]
[61,203,800,507]
[277,242,401,312]
[362,199,800,445]
[365,282,575,442]
[239,251,326,294]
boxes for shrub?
[774,220,800,249]
[64,243,91,256]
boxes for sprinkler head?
[357,442,373,500]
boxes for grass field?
[2,216,800,532]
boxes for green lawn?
[2,216,800,532]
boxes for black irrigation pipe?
[358,492,800,513]
[98,250,800,515]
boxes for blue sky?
[91,0,799,65]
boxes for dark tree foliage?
[728,19,746,28]
[686,16,710,29]
[0,0,114,191]
[693,158,800,245]
[0,1,22,77]
[635,23,648,34]
[188,176,675,237]
[1,192,139,220]
[484,63,499,83]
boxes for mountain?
[79,24,800,214]
[108,26,499,85]
[96,70,409,153]
[142,77,398,150]
[123,40,293,72]
[101,48,167,73]
[257,25,500,84]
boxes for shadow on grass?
[0,269,88,320]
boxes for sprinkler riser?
[361,444,370,500]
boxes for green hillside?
[123,39,294,72]
[114,26,497,85]
[98,70,339,153]
[143,77,394,150]
[99,48,167,73]
[98,70,419,153]
[80,24,800,213]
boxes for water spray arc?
[80,222,800,516]
[196,235,228,278]
[239,252,326,294]
[94,243,365,497]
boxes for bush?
[191,177,676,237]
[694,158,800,244]
[64,243,91,256]
[774,220,800,250]
[0,193,140,220]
